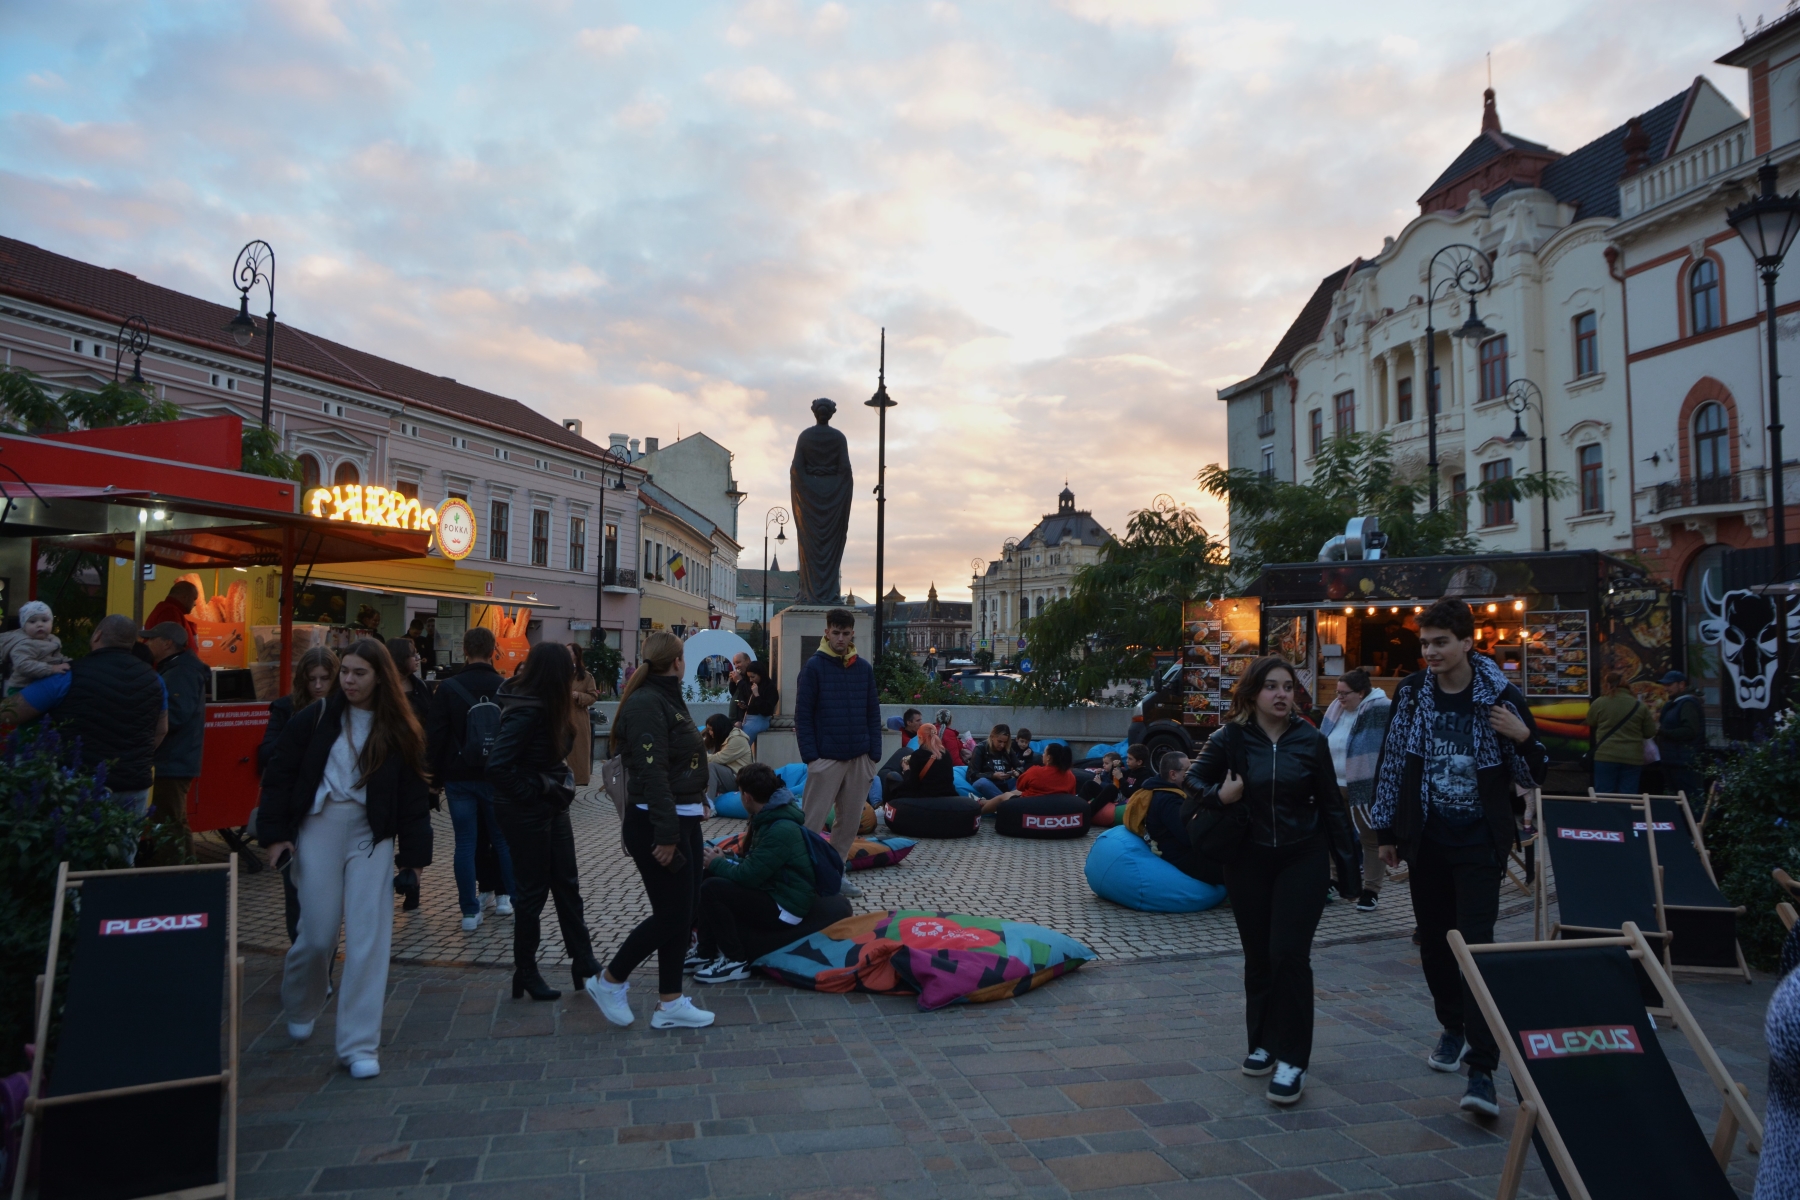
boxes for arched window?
[1018,595,1028,622]
[333,460,360,486]
[1034,595,1045,617]
[1690,259,1721,334]
[1693,401,1729,489]
[298,454,321,493]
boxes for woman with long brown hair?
[565,642,601,786]
[593,631,714,1030]
[259,639,434,1080]
[1187,655,1357,1106]
[487,641,603,1003]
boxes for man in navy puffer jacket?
[796,608,882,870]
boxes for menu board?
[1523,609,1591,698]
[1180,598,1261,720]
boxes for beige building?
[616,431,743,629]
[972,486,1113,657]
[637,484,741,635]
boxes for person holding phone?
[258,639,433,1080]
[592,631,714,1030]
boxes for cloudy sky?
[0,0,1751,601]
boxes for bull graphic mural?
[1698,569,1800,709]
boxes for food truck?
[1131,545,1678,775]
[2,419,547,848]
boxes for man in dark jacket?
[1656,670,1706,802]
[1370,599,1547,1120]
[795,609,882,877]
[2,614,167,860]
[144,620,210,866]
[426,626,516,930]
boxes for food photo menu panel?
[1181,598,1261,719]
[1522,610,1591,699]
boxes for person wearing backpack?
[693,762,853,983]
[592,631,715,1030]
[1586,672,1658,796]
[426,626,516,932]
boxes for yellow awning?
[309,556,493,597]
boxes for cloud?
[0,0,1752,602]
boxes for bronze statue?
[789,398,853,604]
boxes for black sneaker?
[1266,1062,1306,1105]
[1355,890,1378,912]
[1428,1030,1469,1073]
[683,948,713,973]
[1460,1069,1499,1116]
[694,958,751,984]
[1411,926,1422,945]
[1241,1047,1274,1076]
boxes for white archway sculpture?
[680,628,758,692]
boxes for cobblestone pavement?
[234,907,1769,1200]
[208,790,1533,966]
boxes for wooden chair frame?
[11,858,241,1200]
[1506,789,1547,940]
[1536,793,1673,982]
[1589,789,1751,983]
[1773,867,1800,931]
[1450,922,1762,1200]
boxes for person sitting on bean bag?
[934,710,968,767]
[693,762,849,984]
[978,741,1077,814]
[891,723,956,799]
[968,724,1022,800]
[1135,753,1218,884]
[702,714,755,800]
[1013,728,1040,771]
[1085,744,1156,819]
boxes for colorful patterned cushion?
[845,836,917,871]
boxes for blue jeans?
[741,715,771,743]
[1592,762,1642,795]
[446,781,516,915]
[110,788,150,865]
[971,778,1005,800]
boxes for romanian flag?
[668,552,687,580]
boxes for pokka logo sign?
[1518,1025,1644,1061]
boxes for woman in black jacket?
[739,660,778,743]
[486,641,602,1004]
[1188,656,1357,1107]
[891,722,956,798]
[593,631,715,1031]
[259,646,341,942]
[259,639,432,1081]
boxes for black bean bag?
[994,793,1090,839]
[883,795,981,839]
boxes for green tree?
[1,366,179,432]
[1197,431,1569,583]
[1011,496,1231,706]
[241,424,302,482]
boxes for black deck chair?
[1538,795,1670,964]
[1587,791,1748,981]
[1450,923,1761,1200]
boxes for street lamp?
[592,447,631,658]
[1503,378,1551,553]
[866,329,896,662]
[763,506,789,658]
[228,240,278,428]
[1727,158,1800,573]
[1003,536,1022,664]
[1424,243,1495,512]
[970,555,987,655]
[113,315,150,386]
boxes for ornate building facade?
[971,486,1114,657]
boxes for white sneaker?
[287,1019,314,1043]
[651,995,716,1029]
[588,976,634,1027]
[479,891,494,911]
[838,880,863,898]
[694,958,751,984]
[495,895,514,916]
[347,1057,380,1079]
[461,911,482,932]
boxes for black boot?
[512,970,561,1001]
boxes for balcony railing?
[602,567,638,589]
[1619,122,1752,220]
[1255,411,1277,436]
[1651,470,1766,514]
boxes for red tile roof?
[0,235,625,465]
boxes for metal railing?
[602,567,638,588]
[1255,411,1277,436]
[1619,122,1752,220]
[1651,469,1766,514]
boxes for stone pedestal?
[768,604,874,717]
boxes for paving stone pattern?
[216,790,1534,966]
[235,908,1769,1199]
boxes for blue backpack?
[801,827,846,897]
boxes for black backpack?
[801,827,847,897]
[445,675,502,770]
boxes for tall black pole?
[1768,268,1789,566]
[1539,422,1550,554]
[866,329,895,661]
[260,299,277,430]
[231,241,277,428]
[1425,318,1439,513]
[762,530,771,657]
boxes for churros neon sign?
[305,485,439,533]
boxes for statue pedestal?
[769,605,874,717]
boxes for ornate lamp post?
[762,506,789,657]
[112,315,150,386]
[1003,536,1022,664]
[592,447,630,654]
[226,240,278,428]
[866,329,895,661]
[1503,379,1551,553]
[971,555,987,654]
[1424,243,1495,512]
[1727,159,1800,572]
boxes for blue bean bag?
[1086,739,1130,761]
[1084,826,1227,913]
[951,765,975,797]
[775,763,809,793]
[714,791,748,819]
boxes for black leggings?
[495,798,599,985]
[698,877,854,963]
[609,808,704,994]
[1224,835,1328,1069]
